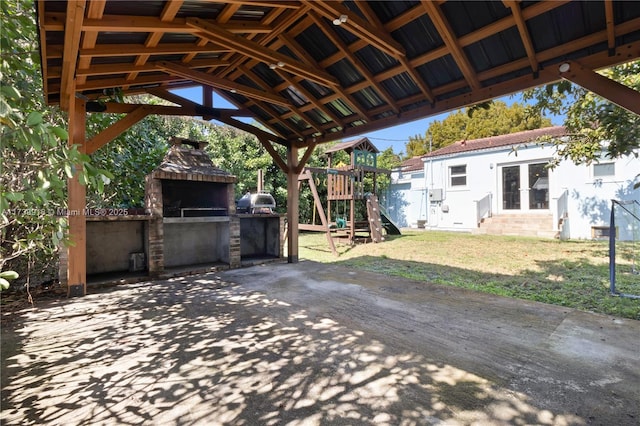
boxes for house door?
[501,163,549,211]
[528,163,549,210]
[502,166,520,210]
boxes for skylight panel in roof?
[326,99,355,118]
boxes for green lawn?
[298,230,640,320]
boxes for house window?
[594,162,615,177]
[450,165,467,187]
[592,226,617,239]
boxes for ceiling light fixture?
[277,61,285,67]
[333,14,348,26]
[230,89,237,93]
[558,62,571,73]
[269,63,277,69]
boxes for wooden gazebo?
[35,1,640,296]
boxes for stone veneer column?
[228,216,241,268]
[279,215,286,259]
[145,174,164,276]
[226,182,241,268]
[58,242,68,286]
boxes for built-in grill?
[145,137,239,271]
[146,137,236,218]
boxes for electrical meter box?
[429,189,443,202]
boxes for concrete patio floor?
[1,261,639,425]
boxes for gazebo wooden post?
[67,97,87,297]
[286,145,299,263]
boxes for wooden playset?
[298,137,400,255]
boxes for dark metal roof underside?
[37,1,640,147]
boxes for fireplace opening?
[162,180,229,217]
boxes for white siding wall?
[553,153,639,239]
[391,144,639,239]
[388,170,426,228]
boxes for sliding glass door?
[500,163,549,211]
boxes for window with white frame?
[593,162,615,178]
[450,165,467,187]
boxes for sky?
[171,87,563,156]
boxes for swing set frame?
[297,138,392,254]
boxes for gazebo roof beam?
[60,0,85,111]
[44,13,274,34]
[186,17,339,88]
[156,61,293,107]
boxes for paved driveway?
[1,261,639,425]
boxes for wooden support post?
[286,145,299,263]
[350,197,355,243]
[67,97,87,297]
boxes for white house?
[387,126,640,239]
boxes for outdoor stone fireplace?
[60,137,284,285]
[145,138,240,274]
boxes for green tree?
[523,60,640,167]
[405,101,552,158]
[88,97,196,208]
[376,147,402,191]
[205,123,276,196]
[405,134,429,158]
[1,0,109,284]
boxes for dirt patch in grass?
[299,231,639,320]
